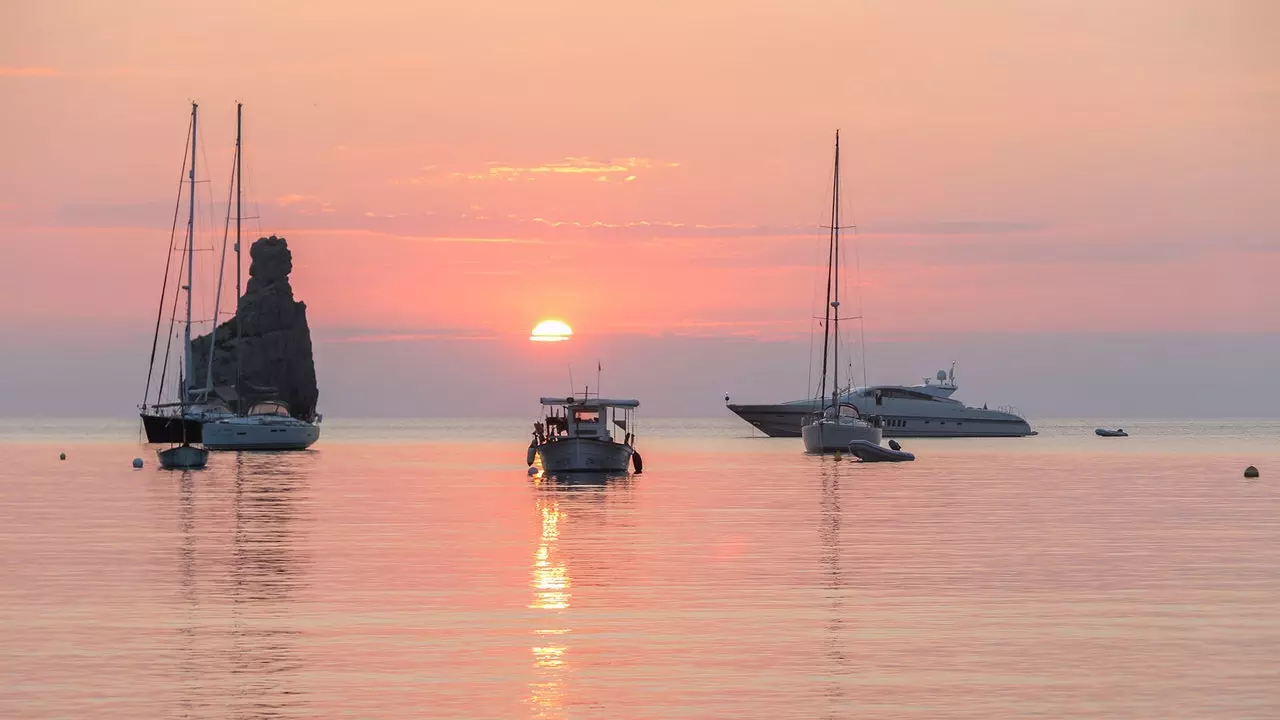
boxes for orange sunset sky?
[1,1,1277,417]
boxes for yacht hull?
[801,421,883,453]
[202,422,319,450]
[536,438,633,473]
[140,413,204,444]
[729,403,1033,438]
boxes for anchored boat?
[529,395,642,474]
[799,130,882,454]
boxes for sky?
[1,0,1277,418]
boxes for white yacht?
[203,401,320,451]
[528,395,642,474]
[728,364,1035,438]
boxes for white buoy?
[132,458,144,469]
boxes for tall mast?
[818,131,839,407]
[235,102,243,414]
[831,131,841,408]
[183,102,198,402]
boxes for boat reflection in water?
[525,468,634,717]
[172,451,313,717]
[819,461,851,715]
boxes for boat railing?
[998,405,1025,419]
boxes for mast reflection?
[174,451,314,719]
[819,461,849,716]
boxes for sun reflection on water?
[528,499,570,717]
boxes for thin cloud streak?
[0,67,61,77]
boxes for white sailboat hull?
[157,444,209,469]
[536,438,634,473]
[202,421,319,450]
[802,420,882,453]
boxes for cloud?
[866,220,1048,235]
[395,156,680,185]
[0,67,60,77]
[317,327,500,343]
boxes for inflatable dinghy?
[847,439,916,462]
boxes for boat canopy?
[539,397,640,409]
[247,400,292,417]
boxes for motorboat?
[529,394,642,474]
[202,401,321,450]
[1095,428,1128,437]
[846,438,915,462]
[728,364,1035,438]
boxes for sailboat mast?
[832,131,841,407]
[183,102,198,402]
[235,102,243,414]
[817,131,840,408]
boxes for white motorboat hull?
[729,402,1033,438]
[536,438,634,473]
[802,420,882,453]
[157,444,209,469]
[202,421,319,450]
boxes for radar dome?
[937,370,948,382]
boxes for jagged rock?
[191,235,319,419]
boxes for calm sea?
[2,418,1278,719]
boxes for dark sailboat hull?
[140,413,204,444]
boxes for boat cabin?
[536,397,640,446]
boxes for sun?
[530,319,573,342]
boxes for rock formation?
[191,235,319,419]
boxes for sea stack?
[191,235,319,420]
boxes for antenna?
[567,363,575,398]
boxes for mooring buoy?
[59,452,66,461]
[1244,466,1259,478]
[132,458,144,469]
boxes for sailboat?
[140,103,235,444]
[156,370,209,470]
[200,104,319,451]
[800,131,883,454]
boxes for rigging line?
[156,208,189,406]
[196,123,220,338]
[845,157,868,390]
[808,139,831,401]
[143,116,192,407]
[205,134,239,395]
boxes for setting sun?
[530,320,573,342]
